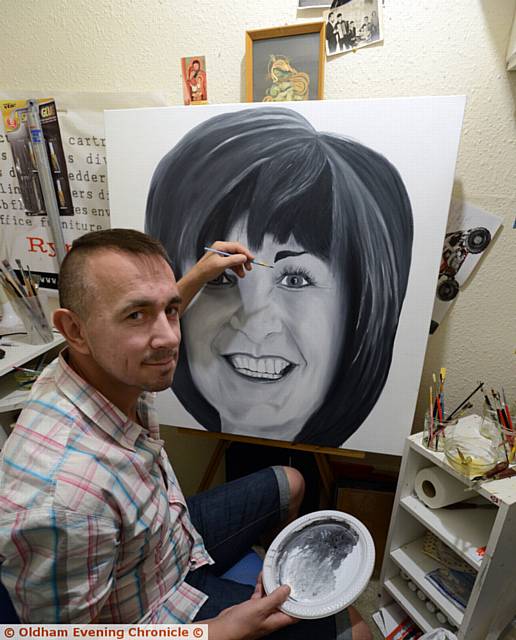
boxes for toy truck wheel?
[467,227,491,253]
[437,277,459,301]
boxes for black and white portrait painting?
[105,97,465,454]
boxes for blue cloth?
[222,550,263,586]
[186,467,352,639]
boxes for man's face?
[80,251,181,395]
[329,13,336,25]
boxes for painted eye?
[207,271,237,288]
[279,273,311,288]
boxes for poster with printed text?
[0,92,167,290]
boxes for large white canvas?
[105,97,465,455]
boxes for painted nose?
[229,294,283,343]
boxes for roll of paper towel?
[415,466,476,508]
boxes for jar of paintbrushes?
[423,369,483,452]
[0,259,53,345]
[481,390,515,464]
[423,413,458,452]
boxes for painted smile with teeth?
[224,354,295,381]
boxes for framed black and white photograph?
[245,23,325,102]
[324,0,383,57]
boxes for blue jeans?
[186,467,352,639]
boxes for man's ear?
[52,308,91,355]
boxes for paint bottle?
[416,589,426,601]
[407,581,417,592]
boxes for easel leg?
[314,452,334,506]
[197,440,230,493]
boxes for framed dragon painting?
[245,23,325,103]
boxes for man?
[359,16,372,42]
[0,229,370,639]
[326,12,338,54]
[348,20,357,47]
[335,13,346,50]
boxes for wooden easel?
[175,428,365,504]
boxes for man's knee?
[281,466,305,512]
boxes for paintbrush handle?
[448,382,484,419]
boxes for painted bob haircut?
[146,107,413,447]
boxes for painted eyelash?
[207,271,237,286]
[276,265,316,286]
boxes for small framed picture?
[245,23,325,103]
[181,56,208,105]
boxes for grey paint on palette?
[276,520,359,601]
[145,106,413,448]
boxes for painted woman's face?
[181,220,345,440]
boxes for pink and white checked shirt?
[0,351,213,624]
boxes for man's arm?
[0,509,118,623]
[176,241,255,316]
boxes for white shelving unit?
[379,433,516,640]
[0,332,64,446]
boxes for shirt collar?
[55,349,162,452]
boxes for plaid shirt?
[0,351,213,624]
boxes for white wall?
[1,0,515,491]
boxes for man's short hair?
[59,228,170,318]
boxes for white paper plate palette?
[263,510,375,619]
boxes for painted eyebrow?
[274,251,307,263]
[120,295,182,315]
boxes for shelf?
[382,433,516,640]
[401,495,494,570]
[390,537,465,627]
[0,333,64,378]
[0,386,30,412]
[409,432,516,507]
[0,370,33,413]
[384,575,455,634]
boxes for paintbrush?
[203,246,274,269]
[428,386,434,445]
[454,402,473,419]
[15,259,32,296]
[0,261,26,298]
[448,381,484,420]
[502,388,513,431]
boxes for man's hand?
[176,241,255,316]
[196,241,255,281]
[206,579,297,640]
